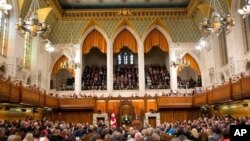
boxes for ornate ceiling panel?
[49,21,88,44]
[49,18,201,44]
[58,0,190,9]
[162,19,201,43]
[18,0,230,44]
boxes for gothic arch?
[80,25,109,48]
[179,53,201,75]
[142,24,173,46]
[143,28,169,53]
[111,26,140,53]
[82,29,107,54]
[51,55,74,77]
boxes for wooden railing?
[157,97,193,108]
[0,78,11,102]
[21,87,40,106]
[241,76,250,97]
[45,95,59,108]
[194,93,207,106]
[1,75,250,109]
[59,98,95,109]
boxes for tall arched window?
[0,1,9,57]
[117,50,135,65]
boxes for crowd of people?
[177,76,202,89]
[0,115,247,141]
[113,65,138,90]
[59,78,75,91]
[145,64,170,89]
[82,65,107,90]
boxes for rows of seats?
[59,78,74,91]
[177,76,202,89]
[82,65,107,90]
[145,64,170,89]
[113,65,138,90]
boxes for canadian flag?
[110,113,117,127]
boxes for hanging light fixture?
[198,0,235,34]
[171,51,190,68]
[45,42,55,53]
[0,0,12,14]
[15,0,51,36]
[238,0,250,18]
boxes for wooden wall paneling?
[212,82,231,103]
[9,84,21,103]
[96,100,106,113]
[108,100,120,115]
[232,80,242,100]
[194,93,207,107]
[39,92,45,107]
[0,79,11,102]
[147,99,157,112]
[45,95,58,108]
[21,88,40,106]
[59,98,95,109]
[157,97,193,108]
[241,76,250,97]
[52,110,93,123]
[207,90,213,105]
[132,100,144,116]
[160,108,201,123]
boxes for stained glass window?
[243,16,250,52]
[0,4,9,57]
[219,29,228,66]
[23,33,32,69]
[130,53,134,65]
[124,52,128,65]
[117,51,135,65]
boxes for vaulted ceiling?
[17,0,231,44]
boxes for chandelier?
[171,58,190,69]
[199,0,235,34]
[15,0,51,36]
[0,0,12,14]
[238,0,250,18]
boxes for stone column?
[138,41,145,95]
[107,42,112,93]
[169,47,178,90]
[74,44,81,93]
[6,0,24,78]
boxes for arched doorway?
[144,29,170,89]
[177,54,202,89]
[113,29,138,90]
[51,55,75,91]
[82,29,107,90]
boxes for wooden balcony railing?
[0,78,11,102]
[210,82,231,104]
[157,97,193,108]
[21,87,40,106]
[45,95,59,108]
[232,80,242,100]
[194,93,207,107]
[59,98,96,109]
[241,76,250,97]
[1,75,250,109]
